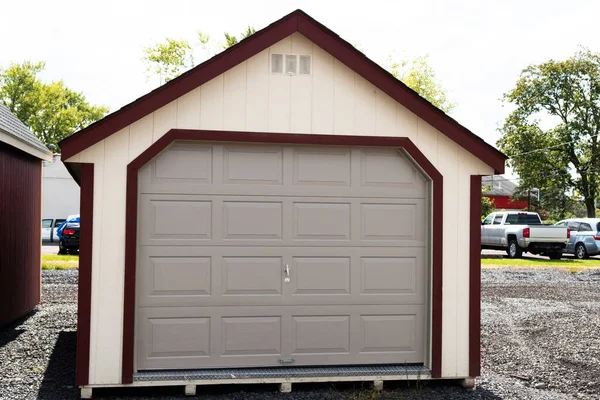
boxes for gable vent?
[299,55,311,75]
[271,54,283,73]
[285,54,298,74]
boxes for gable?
[59,10,505,174]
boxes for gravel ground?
[0,268,598,400]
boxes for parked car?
[58,221,80,254]
[41,218,66,242]
[481,211,570,259]
[554,218,600,259]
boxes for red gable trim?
[59,10,506,174]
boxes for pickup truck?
[481,211,570,259]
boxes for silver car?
[554,218,600,259]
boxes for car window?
[555,221,567,227]
[579,223,592,232]
[568,221,580,231]
[493,214,504,225]
[597,222,600,232]
[482,215,493,226]
[505,214,541,225]
[42,219,52,228]
[54,219,66,227]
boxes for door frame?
[120,129,444,383]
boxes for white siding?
[70,33,495,384]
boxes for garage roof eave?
[58,9,506,175]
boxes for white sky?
[1,0,598,149]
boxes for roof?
[0,102,52,160]
[59,9,506,174]
[482,175,518,197]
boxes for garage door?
[135,141,429,371]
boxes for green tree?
[223,26,256,49]
[481,191,495,220]
[498,49,600,217]
[390,55,456,113]
[143,38,193,83]
[0,61,108,148]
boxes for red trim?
[121,130,443,382]
[76,163,94,385]
[469,175,482,377]
[59,10,505,174]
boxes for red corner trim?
[121,130,444,382]
[76,163,94,385]
[469,175,482,377]
[59,10,505,175]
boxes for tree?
[390,55,456,113]
[223,26,256,49]
[481,191,495,219]
[498,49,600,217]
[0,61,108,148]
[143,38,193,83]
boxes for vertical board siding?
[0,142,41,326]
[74,34,496,384]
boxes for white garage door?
[135,141,429,371]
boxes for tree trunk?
[585,196,597,218]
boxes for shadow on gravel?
[90,379,504,399]
[38,331,78,400]
[0,310,37,348]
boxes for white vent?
[299,55,311,75]
[285,54,297,74]
[271,54,283,74]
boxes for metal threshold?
[134,364,430,382]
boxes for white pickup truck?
[481,211,570,259]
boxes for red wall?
[0,142,42,326]
[487,195,528,210]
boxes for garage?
[135,141,428,370]
[58,9,506,396]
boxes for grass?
[42,254,79,270]
[481,256,600,271]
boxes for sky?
[1,0,599,151]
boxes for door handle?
[284,264,290,284]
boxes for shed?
[0,103,52,326]
[59,10,506,397]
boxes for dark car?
[58,222,80,254]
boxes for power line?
[505,132,600,159]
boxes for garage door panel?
[222,317,282,355]
[293,148,351,186]
[222,257,282,296]
[136,142,429,371]
[139,195,425,247]
[222,201,283,240]
[136,305,424,369]
[292,316,350,354]
[223,145,283,185]
[137,250,425,307]
[292,257,350,295]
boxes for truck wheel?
[548,252,562,260]
[575,243,588,259]
[507,239,523,258]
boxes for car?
[58,221,80,254]
[42,218,66,242]
[481,211,569,259]
[554,218,600,259]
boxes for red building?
[0,103,52,326]
[482,176,528,211]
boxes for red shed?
[0,103,52,326]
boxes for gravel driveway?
[1,268,599,400]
